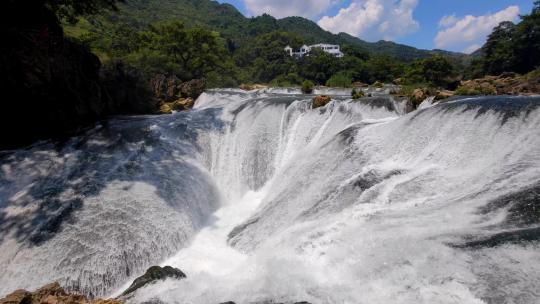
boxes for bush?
[351,88,364,99]
[301,80,315,94]
[326,71,353,87]
[270,73,303,87]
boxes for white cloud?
[463,43,482,54]
[438,14,458,28]
[435,6,520,52]
[243,0,336,19]
[317,0,420,41]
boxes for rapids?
[0,89,539,304]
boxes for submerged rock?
[121,266,186,297]
[312,95,332,108]
[0,283,122,304]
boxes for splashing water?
[1,91,539,304]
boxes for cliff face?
[0,2,156,150]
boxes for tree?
[140,21,227,80]
[483,21,517,75]
[247,31,302,83]
[45,0,122,23]
[363,55,405,84]
[512,1,540,73]
[298,49,341,84]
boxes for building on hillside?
[284,44,344,58]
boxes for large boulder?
[121,266,186,297]
[312,95,332,108]
[0,283,122,304]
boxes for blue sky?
[217,0,535,53]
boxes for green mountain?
[69,0,464,61]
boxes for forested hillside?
[66,0,461,61]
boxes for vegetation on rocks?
[351,88,365,99]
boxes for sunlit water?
[1,90,539,303]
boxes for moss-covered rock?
[313,95,332,108]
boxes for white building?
[284,44,344,58]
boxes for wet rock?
[121,266,186,297]
[239,84,268,91]
[159,98,195,114]
[435,90,455,100]
[312,95,332,108]
[412,88,427,102]
[352,81,368,88]
[0,283,122,304]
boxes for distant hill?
[70,0,465,61]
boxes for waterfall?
[0,91,539,304]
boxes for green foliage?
[475,2,540,76]
[270,73,303,87]
[363,56,405,83]
[326,71,353,87]
[47,0,121,23]
[483,21,518,75]
[301,80,315,94]
[403,55,457,88]
[351,88,364,99]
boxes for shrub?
[301,80,315,94]
[326,71,353,87]
[351,88,364,99]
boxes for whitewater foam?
[1,91,539,304]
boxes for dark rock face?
[150,75,206,102]
[150,74,182,102]
[179,79,206,99]
[121,266,186,297]
[0,2,158,150]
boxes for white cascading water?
[0,89,539,304]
